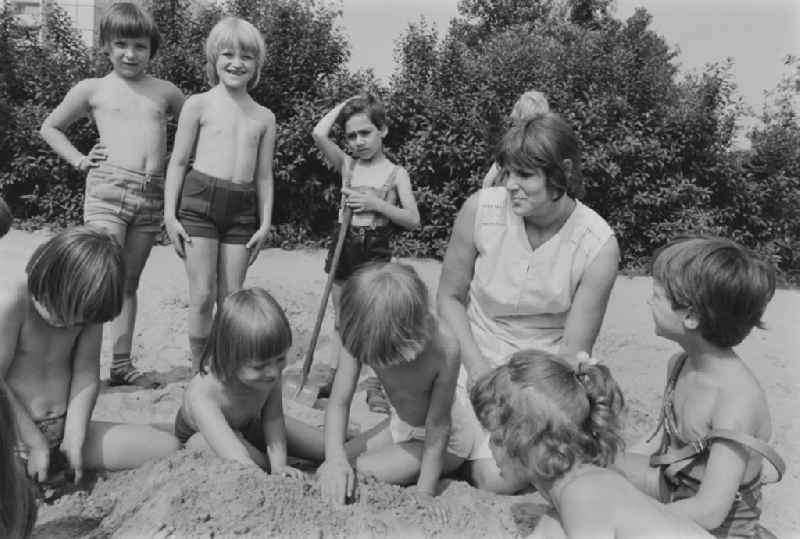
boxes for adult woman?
[437,112,620,493]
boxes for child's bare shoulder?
[185,372,223,409]
[183,92,208,110]
[149,77,184,102]
[66,77,102,99]
[0,279,29,317]
[251,103,275,130]
[711,360,768,432]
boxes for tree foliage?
[0,0,797,277]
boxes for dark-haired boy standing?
[41,2,184,388]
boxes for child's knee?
[191,287,216,311]
[185,433,212,454]
[354,454,379,478]
[161,433,182,455]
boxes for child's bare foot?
[109,364,162,389]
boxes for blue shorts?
[84,162,164,234]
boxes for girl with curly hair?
[470,350,711,538]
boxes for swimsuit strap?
[650,429,785,484]
[646,353,690,444]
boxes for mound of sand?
[34,451,549,539]
[1,233,795,537]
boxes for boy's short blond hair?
[339,262,434,368]
[205,16,266,90]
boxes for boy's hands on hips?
[75,142,108,172]
[318,457,356,504]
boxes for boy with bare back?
[40,2,184,388]
[318,262,477,507]
[0,227,179,486]
[164,16,275,369]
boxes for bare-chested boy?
[163,16,275,370]
[318,262,478,510]
[0,227,179,486]
[40,2,184,388]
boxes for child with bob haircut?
[0,227,180,486]
[616,237,784,538]
[165,16,276,370]
[471,350,712,539]
[481,89,550,188]
[312,94,421,413]
[318,262,475,507]
[174,288,320,474]
[40,2,185,389]
[0,381,37,539]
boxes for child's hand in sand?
[318,457,355,504]
[411,489,450,525]
[273,465,306,480]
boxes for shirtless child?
[164,16,276,369]
[0,227,179,486]
[318,262,477,507]
[40,2,184,388]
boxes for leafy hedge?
[0,1,797,279]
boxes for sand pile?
[33,451,549,538]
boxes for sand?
[1,229,797,538]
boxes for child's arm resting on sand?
[341,167,420,230]
[40,79,107,172]
[665,400,756,530]
[0,289,52,481]
[318,353,361,504]
[311,99,351,173]
[262,379,303,478]
[245,110,277,266]
[164,95,202,258]
[62,323,103,483]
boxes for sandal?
[364,377,390,415]
[109,364,162,389]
